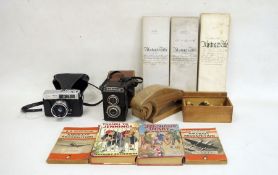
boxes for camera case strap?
[21,73,102,113]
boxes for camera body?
[102,81,128,121]
[43,89,83,118]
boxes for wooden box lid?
[183,92,227,98]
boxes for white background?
[0,0,278,175]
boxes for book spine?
[142,16,170,87]
[198,13,230,91]
[170,17,199,90]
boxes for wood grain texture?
[182,92,233,123]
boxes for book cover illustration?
[181,128,227,163]
[47,127,98,164]
[138,124,184,158]
[92,123,139,156]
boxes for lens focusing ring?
[107,95,119,105]
[51,100,69,118]
[106,105,121,118]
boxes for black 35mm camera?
[101,72,143,121]
[43,89,83,118]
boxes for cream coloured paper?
[142,16,170,87]
[198,13,230,91]
[170,17,199,91]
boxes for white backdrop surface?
[0,0,278,175]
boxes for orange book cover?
[180,128,227,164]
[47,127,98,164]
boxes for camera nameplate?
[43,90,80,100]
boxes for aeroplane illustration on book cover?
[180,128,227,164]
[138,124,184,158]
[47,127,99,164]
[92,123,139,156]
[183,138,221,153]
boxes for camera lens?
[107,95,119,105]
[106,105,121,118]
[51,100,69,118]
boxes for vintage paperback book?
[198,13,231,91]
[137,124,184,165]
[180,128,227,164]
[170,17,199,91]
[90,123,139,164]
[142,16,170,87]
[47,127,99,164]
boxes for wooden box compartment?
[182,92,233,123]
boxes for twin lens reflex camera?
[101,77,142,121]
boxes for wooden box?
[182,92,233,123]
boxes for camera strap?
[21,72,142,113]
[21,82,102,113]
[99,71,143,92]
[21,73,103,112]
[83,83,103,106]
[120,76,143,89]
[99,71,121,91]
[21,101,43,112]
